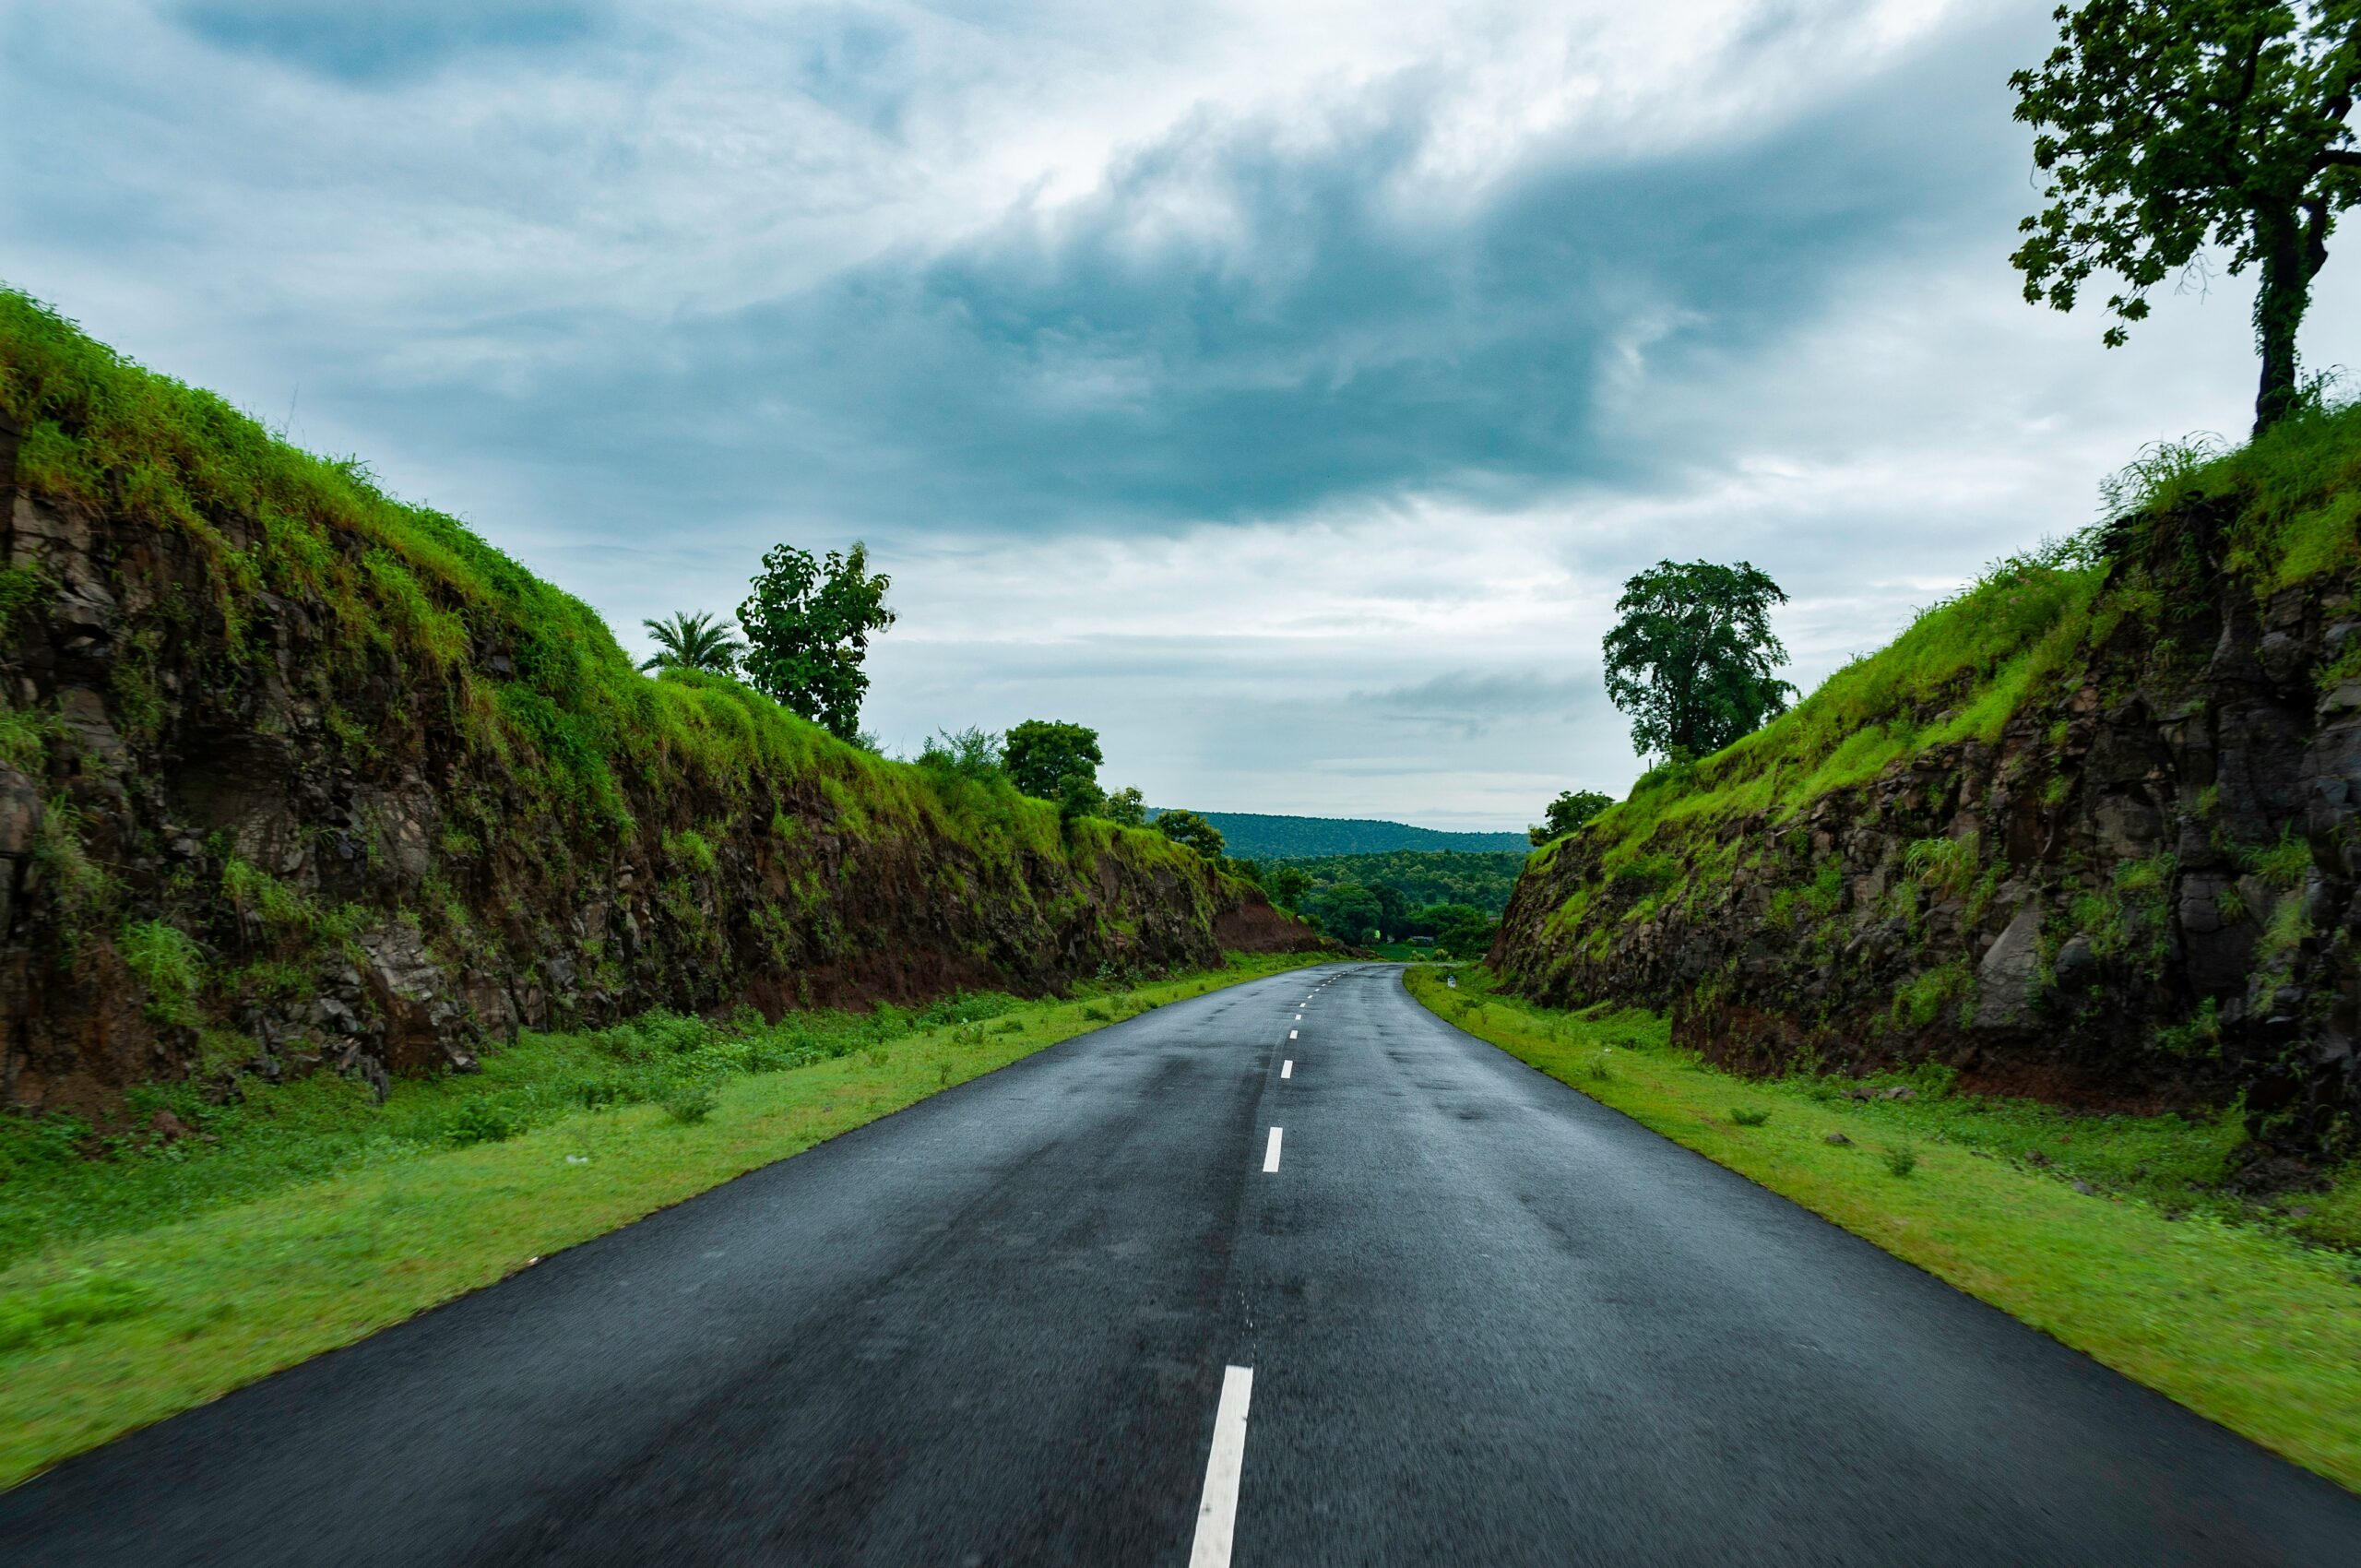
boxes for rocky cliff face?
[0,396,1311,1112]
[1497,493,2361,1156]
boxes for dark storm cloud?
[1354,670,1603,740]
[299,12,2035,540]
[173,1,605,84]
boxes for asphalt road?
[5,962,2358,1565]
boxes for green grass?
[1406,966,2361,1493]
[0,952,1322,1486]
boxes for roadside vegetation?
[1256,849,1517,954]
[0,952,1320,1488]
[1406,965,2361,1491]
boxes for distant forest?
[1159,811,1529,860]
[1268,850,1526,917]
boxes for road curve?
[4,963,2357,1565]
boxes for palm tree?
[639,611,746,675]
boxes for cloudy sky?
[6,0,2350,828]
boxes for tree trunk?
[2253,205,2310,435]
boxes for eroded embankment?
[1498,426,2361,1156]
[0,294,1316,1111]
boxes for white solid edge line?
[1263,1126,1284,1172]
[1188,1366,1255,1568]
[1281,1060,1292,1079]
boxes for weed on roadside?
[1731,1107,1771,1128]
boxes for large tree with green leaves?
[2011,1,2361,433]
[638,611,745,675]
[1601,560,1795,761]
[1003,719,1104,801]
[737,541,896,742]
[1155,808,1227,860]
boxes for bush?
[445,1100,522,1146]
[577,1077,630,1111]
[1885,1143,1919,1179]
[118,920,203,1027]
[1730,1106,1771,1127]
[659,1083,718,1124]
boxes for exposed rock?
[1495,506,2361,1157]
[0,421,1319,1117]
[1974,906,2046,1030]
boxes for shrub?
[577,1077,630,1111]
[1904,833,1980,899]
[118,919,203,1027]
[1730,1107,1771,1127]
[1885,1143,1919,1179]
[445,1100,521,1146]
[659,1083,718,1124]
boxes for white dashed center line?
[1281,1060,1292,1079]
[1287,1029,1298,1040]
[1188,1366,1255,1568]
[1263,1127,1284,1172]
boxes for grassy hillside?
[1499,404,2361,1153]
[0,289,1307,1113]
[1536,418,2360,878]
[1169,811,1528,858]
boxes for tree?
[1311,883,1383,944]
[1601,560,1795,760]
[916,727,1003,783]
[1411,901,1489,940]
[1057,774,1106,826]
[1527,788,1615,846]
[2011,2,2361,434]
[738,541,896,742]
[1432,910,1500,960]
[1102,786,1149,826]
[1270,865,1312,908]
[638,611,745,675]
[1003,720,1104,801]
[1155,808,1226,859]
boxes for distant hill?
[1153,811,1530,860]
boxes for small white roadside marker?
[1188,1366,1255,1568]
[1281,1060,1292,1079]
[1263,1127,1284,1172]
